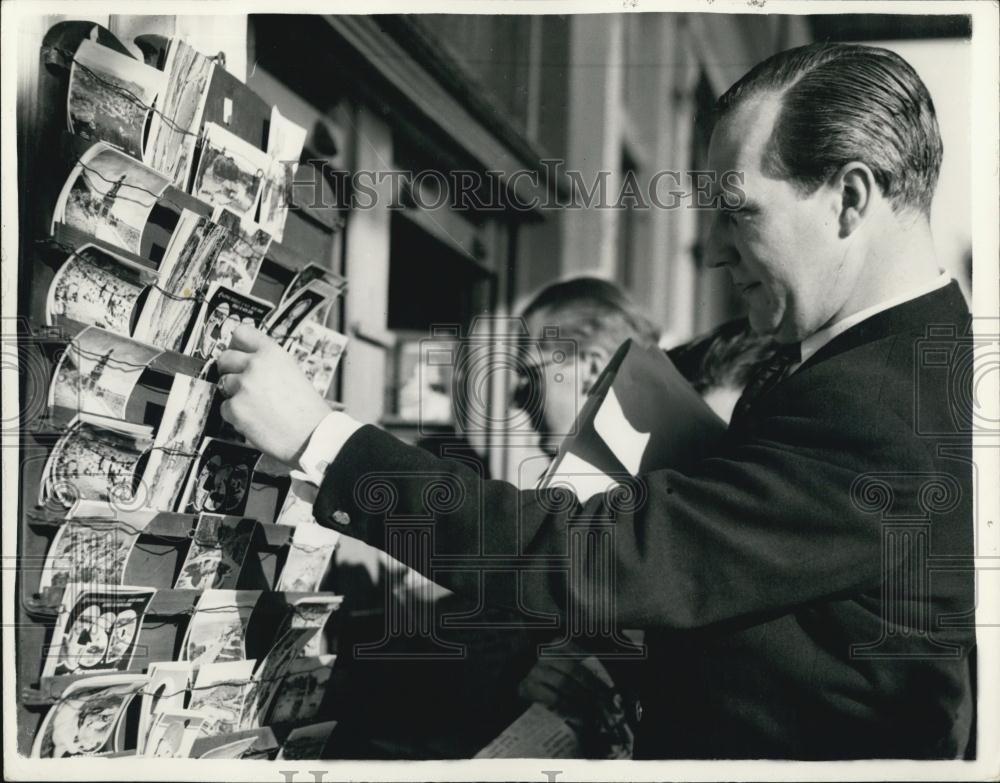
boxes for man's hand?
[216,324,332,465]
[518,654,634,759]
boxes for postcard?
[265,654,335,725]
[38,519,140,593]
[48,326,161,419]
[241,594,342,727]
[293,594,342,659]
[275,720,337,760]
[46,244,156,335]
[183,282,273,361]
[280,263,345,308]
[53,142,170,255]
[145,39,215,189]
[287,594,343,637]
[138,372,214,512]
[174,514,256,590]
[133,209,238,351]
[30,673,148,758]
[142,709,206,758]
[186,658,257,739]
[205,207,272,294]
[192,122,269,220]
[285,319,348,397]
[38,414,154,510]
[68,40,165,159]
[265,281,337,347]
[258,105,308,242]
[275,523,340,593]
[182,589,260,667]
[136,661,194,754]
[41,585,156,678]
[178,437,261,516]
[195,734,258,759]
[275,475,318,528]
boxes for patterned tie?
[730,342,802,424]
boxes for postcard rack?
[15,19,351,758]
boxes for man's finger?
[520,677,574,714]
[536,657,609,698]
[217,373,242,399]
[570,656,617,691]
[524,665,588,705]
[228,323,268,352]
[217,349,253,375]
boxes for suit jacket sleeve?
[312,375,935,630]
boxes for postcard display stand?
[15,22,350,759]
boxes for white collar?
[799,272,952,365]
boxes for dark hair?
[716,42,942,216]
[669,318,777,394]
[520,277,661,352]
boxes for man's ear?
[580,346,609,395]
[833,161,876,238]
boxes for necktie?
[730,342,801,424]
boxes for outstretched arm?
[217,325,917,630]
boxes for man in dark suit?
[216,42,975,759]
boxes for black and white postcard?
[265,653,335,725]
[48,327,162,419]
[274,474,318,528]
[136,661,194,755]
[138,372,214,512]
[142,709,206,758]
[182,588,259,667]
[186,658,257,739]
[192,122,268,220]
[183,282,273,361]
[265,281,336,347]
[204,207,272,294]
[285,319,348,397]
[67,39,165,159]
[178,437,261,516]
[52,142,170,255]
[38,519,140,594]
[132,209,234,351]
[279,262,345,308]
[241,594,342,728]
[41,585,156,678]
[275,522,339,593]
[193,733,259,759]
[144,38,215,188]
[39,414,154,509]
[46,244,156,335]
[258,105,308,242]
[30,673,148,758]
[275,720,337,760]
[173,514,256,590]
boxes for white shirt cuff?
[297,411,364,486]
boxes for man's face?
[707,94,853,342]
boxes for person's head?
[517,277,661,449]
[706,43,942,343]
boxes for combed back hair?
[715,42,943,216]
[520,277,661,354]
[669,318,777,394]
